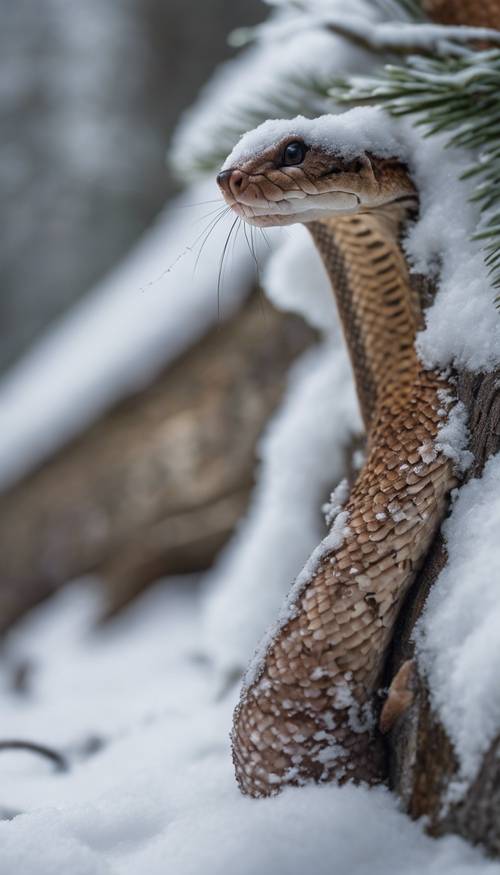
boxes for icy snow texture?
[435,398,473,474]
[0,582,497,875]
[202,222,362,676]
[204,342,361,678]
[323,477,350,526]
[222,106,405,170]
[171,2,375,177]
[417,453,500,789]
[263,224,337,333]
[224,103,500,374]
[308,14,500,53]
[243,502,351,691]
[0,180,255,490]
[406,136,500,372]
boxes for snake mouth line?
[230,191,362,224]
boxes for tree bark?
[0,295,314,632]
[385,317,500,855]
[381,0,500,854]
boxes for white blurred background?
[0,0,264,372]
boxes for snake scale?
[215,0,499,798]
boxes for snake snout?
[217,168,248,201]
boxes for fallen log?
[0,294,314,632]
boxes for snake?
[216,109,463,798]
[214,0,500,796]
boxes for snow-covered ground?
[1,579,498,875]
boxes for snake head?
[217,112,416,227]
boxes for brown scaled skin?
[217,129,459,797]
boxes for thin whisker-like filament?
[242,223,255,266]
[231,218,243,261]
[192,204,232,225]
[178,199,225,208]
[193,207,232,272]
[241,223,268,313]
[139,207,230,291]
[217,216,239,318]
[194,207,230,248]
[259,228,273,251]
[250,225,262,286]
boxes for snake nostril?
[217,168,247,198]
[231,171,244,190]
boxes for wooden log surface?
[385,314,500,855]
[0,294,315,632]
[384,0,500,852]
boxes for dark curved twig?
[0,740,69,773]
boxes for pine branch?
[181,77,333,176]
[330,48,500,299]
[178,0,421,175]
[177,0,500,304]
[322,18,500,56]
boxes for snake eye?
[282,140,306,166]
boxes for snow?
[417,452,500,793]
[205,221,362,685]
[435,397,473,474]
[202,228,362,679]
[0,179,255,491]
[221,106,405,170]
[0,580,497,875]
[262,224,337,333]
[406,136,500,373]
[218,100,500,374]
[242,502,351,691]
[171,3,375,178]
[203,342,361,679]
[323,477,350,526]
[316,15,500,53]
[416,393,473,474]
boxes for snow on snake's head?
[217,110,416,227]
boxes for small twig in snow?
[0,740,69,773]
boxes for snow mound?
[263,224,337,334]
[203,342,361,678]
[417,452,500,792]
[221,106,405,170]
[0,581,496,874]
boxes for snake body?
[217,115,459,796]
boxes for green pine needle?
[184,75,334,175]
[183,0,500,306]
[330,48,500,304]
